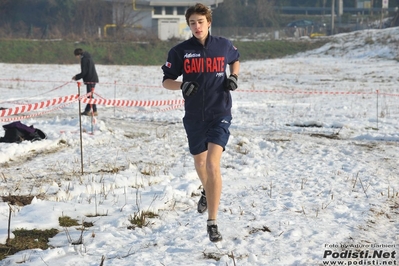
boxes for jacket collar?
[191,33,211,48]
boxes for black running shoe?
[207,224,223,242]
[197,189,207,213]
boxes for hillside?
[0,38,327,65]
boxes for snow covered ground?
[0,27,398,266]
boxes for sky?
[0,27,398,266]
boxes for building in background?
[106,0,223,40]
[357,0,372,8]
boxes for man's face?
[189,13,210,42]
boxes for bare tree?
[107,0,152,40]
[73,0,111,39]
[255,0,277,27]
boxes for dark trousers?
[84,84,97,112]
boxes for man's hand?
[225,74,238,91]
[181,81,199,96]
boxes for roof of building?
[148,0,222,6]
[105,0,223,8]
[112,0,223,7]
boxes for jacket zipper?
[202,46,206,121]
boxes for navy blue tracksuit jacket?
[162,34,240,121]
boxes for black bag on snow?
[0,121,47,143]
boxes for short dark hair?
[74,48,83,56]
[185,3,212,26]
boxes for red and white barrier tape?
[1,86,398,122]
[237,89,399,97]
[81,98,184,107]
[1,79,398,96]
[0,81,72,106]
[238,89,375,95]
[0,79,163,89]
[0,94,79,117]
[0,97,79,122]
[0,94,184,119]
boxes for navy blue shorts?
[183,116,232,155]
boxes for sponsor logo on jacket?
[184,53,201,58]
[184,57,225,74]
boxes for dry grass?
[127,211,158,229]
[0,228,58,261]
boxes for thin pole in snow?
[90,86,94,134]
[114,80,117,117]
[78,82,84,175]
[376,89,379,130]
